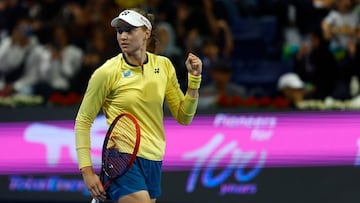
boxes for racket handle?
[91,198,99,203]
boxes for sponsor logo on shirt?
[122,70,134,78]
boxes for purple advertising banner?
[0,111,359,175]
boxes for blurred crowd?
[1,0,360,110]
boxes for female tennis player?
[75,8,202,203]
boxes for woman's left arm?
[165,53,202,125]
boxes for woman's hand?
[185,53,202,76]
[81,166,107,202]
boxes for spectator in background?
[0,0,29,36]
[347,23,360,97]
[277,72,306,108]
[322,0,359,55]
[73,27,116,95]
[64,0,119,49]
[321,0,359,99]
[175,0,234,58]
[293,25,337,100]
[0,17,39,96]
[44,26,83,97]
[281,0,332,61]
[155,21,186,92]
[1,22,85,104]
[292,0,333,35]
[25,0,69,45]
[155,22,182,60]
[4,45,51,97]
[182,0,235,88]
[199,59,247,108]
[199,37,222,86]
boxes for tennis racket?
[91,112,141,203]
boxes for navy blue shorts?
[105,156,162,201]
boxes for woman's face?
[116,25,150,54]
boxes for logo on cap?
[120,10,130,16]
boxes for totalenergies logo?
[183,114,275,196]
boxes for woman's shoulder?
[148,52,174,67]
[98,54,122,69]
[92,54,122,76]
[148,52,170,60]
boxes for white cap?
[111,10,152,30]
[277,73,305,90]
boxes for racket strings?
[112,117,137,153]
[104,148,131,178]
[103,116,139,179]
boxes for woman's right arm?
[75,66,110,201]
